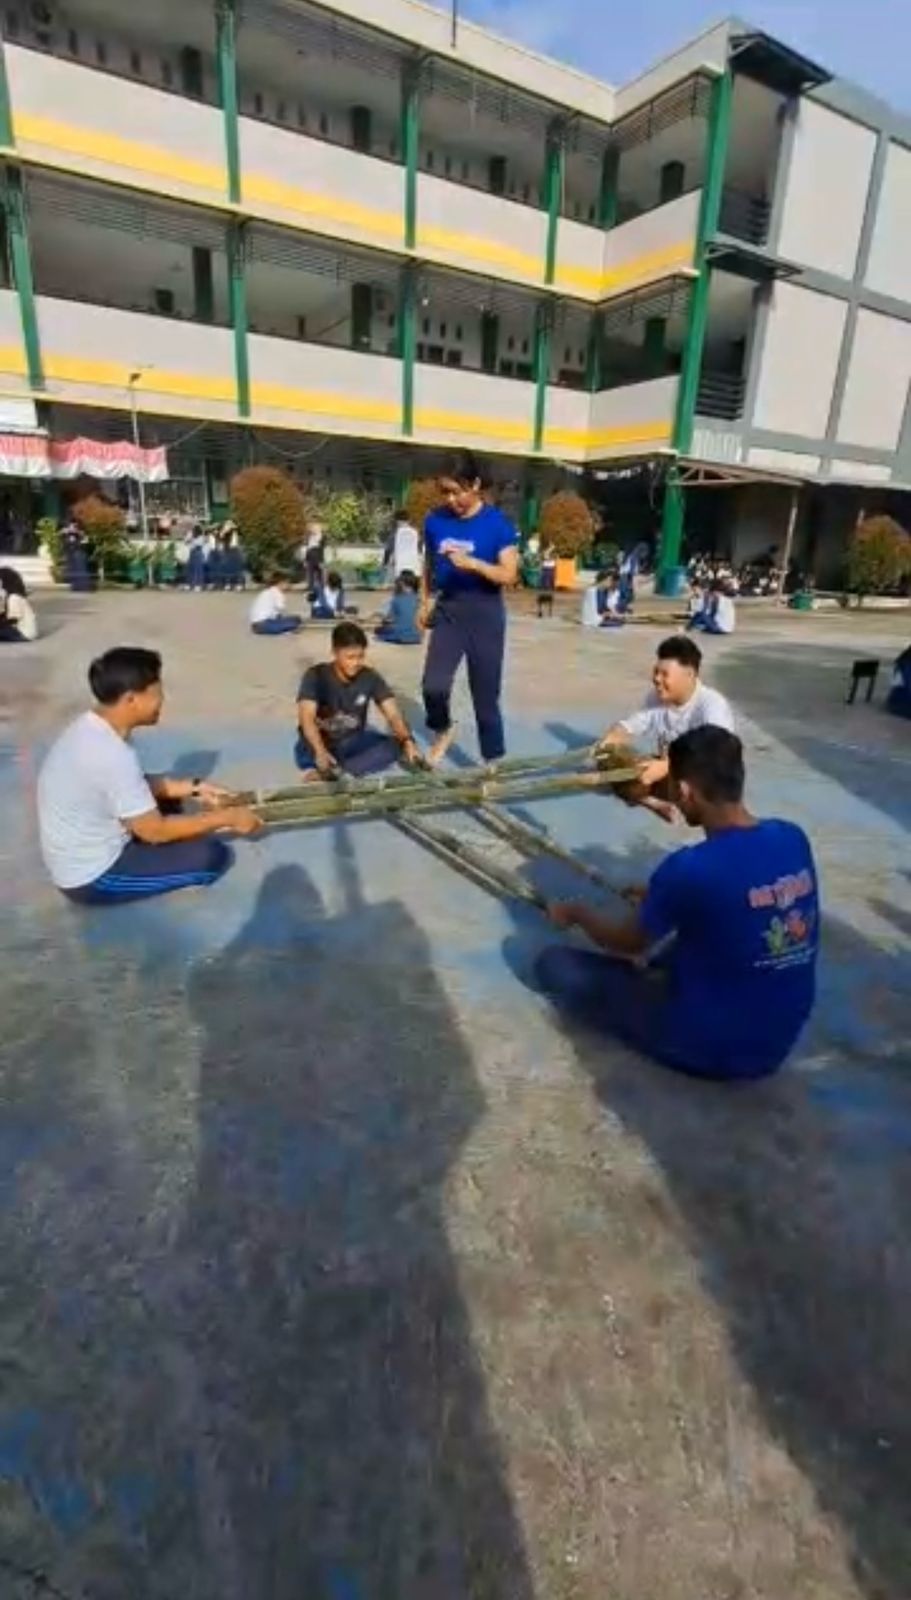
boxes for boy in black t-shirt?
[295,620,420,778]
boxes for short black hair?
[394,507,408,520]
[440,448,484,487]
[89,647,162,705]
[0,565,27,598]
[669,726,744,804]
[332,620,368,650]
[397,570,419,591]
[656,634,702,673]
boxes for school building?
[0,0,910,585]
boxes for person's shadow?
[176,841,534,1599]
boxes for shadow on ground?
[502,838,911,1600]
[0,836,532,1600]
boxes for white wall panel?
[865,142,911,302]
[836,308,911,450]
[778,101,876,280]
[752,283,847,437]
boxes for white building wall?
[414,365,535,452]
[777,100,876,280]
[752,283,848,437]
[240,119,405,251]
[835,309,911,451]
[865,142,911,302]
[589,375,677,456]
[416,177,548,286]
[248,337,401,437]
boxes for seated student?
[37,647,261,904]
[598,569,625,628]
[249,573,303,635]
[310,570,354,621]
[0,567,38,642]
[886,643,911,720]
[581,570,610,628]
[375,571,422,644]
[689,580,736,635]
[295,620,419,778]
[536,543,557,618]
[538,726,819,1080]
[686,578,705,622]
[599,634,735,823]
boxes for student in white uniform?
[0,567,38,642]
[37,647,261,903]
[389,508,422,580]
[689,580,736,635]
[249,573,303,635]
[599,634,735,823]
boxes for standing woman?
[421,450,519,765]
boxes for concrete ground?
[1,589,909,1600]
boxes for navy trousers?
[294,728,400,776]
[64,836,232,904]
[252,615,303,635]
[422,593,507,761]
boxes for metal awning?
[706,241,802,282]
[730,30,831,94]
[678,457,805,488]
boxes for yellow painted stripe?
[555,240,696,297]
[417,224,544,281]
[0,344,28,376]
[14,113,226,196]
[415,406,532,443]
[244,173,402,242]
[584,420,673,451]
[42,352,236,404]
[250,380,399,424]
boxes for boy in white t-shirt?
[599,634,735,823]
[37,647,261,903]
[249,573,303,635]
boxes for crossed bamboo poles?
[231,744,640,910]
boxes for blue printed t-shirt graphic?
[640,819,819,1077]
[425,504,518,596]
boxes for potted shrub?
[72,494,127,584]
[538,490,596,589]
[845,514,911,605]
[230,465,307,581]
[404,477,443,536]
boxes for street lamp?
[127,367,152,541]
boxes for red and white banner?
[0,433,169,482]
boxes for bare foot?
[426,726,457,768]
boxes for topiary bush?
[230,466,307,579]
[72,494,127,581]
[846,514,911,601]
[404,477,443,534]
[538,490,596,560]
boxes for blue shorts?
[63,836,232,904]
[293,728,400,777]
[534,946,779,1081]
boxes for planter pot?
[555,557,577,590]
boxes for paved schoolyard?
[1,590,909,1600]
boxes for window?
[521,339,529,354]
[445,350,463,367]
[67,28,79,55]
[659,160,685,204]
[444,155,452,176]
[154,287,175,315]
[296,315,307,338]
[454,324,462,341]
[5,13,19,42]
[95,39,107,65]
[388,313,396,329]
[507,336,515,352]
[130,49,142,75]
[516,361,533,380]
[439,322,447,338]
[276,101,286,122]
[254,92,264,117]
[578,348,585,365]
[422,317,430,335]
[297,105,307,128]
[426,345,444,364]
[563,346,571,363]
[426,150,435,170]
[319,112,329,136]
[461,159,469,180]
[162,59,173,88]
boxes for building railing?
[718,187,771,247]
[696,370,745,420]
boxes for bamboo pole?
[392,814,548,910]
[251,762,641,830]
[476,805,625,899]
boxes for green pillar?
[215,0,241,205]
[399,262,417,436]
[586,309,603,394]
[543,120,564,287]
[598,145,619,229]
[657,68,733,590]
[227,220,250,416]
[4,170,42,390]
[532,301,553,452]
[520,482,540,539]
[0,27,14,147]
[400,57,421,251]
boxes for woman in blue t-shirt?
[420,450,519,764]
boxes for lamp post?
[450,0,458,49]
[127,368,149,541]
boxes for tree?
[538,490,596,560]
[846,515,911,601]
[72,494,126,581]
[404,478,442,534]
[230,466,307,579]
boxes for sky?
[436,0,910,111]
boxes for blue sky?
[437,1,909,110]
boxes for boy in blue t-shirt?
[538,726,819,1080]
